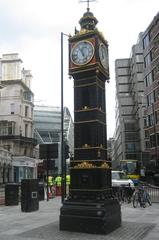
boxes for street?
[0,197,159,240]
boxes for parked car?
[111,170,134,188]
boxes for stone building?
[113,34,149,170]
[0,146,12,184]
[143,12,159,173]
[0,53,38,183]
[113,12,159,176]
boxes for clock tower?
[60,5,121,234]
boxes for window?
[146,96,149,106]
[153,64,159,76]
[136,63,143,73]
[144,118,147,127]
[147,113,157,127]
[147,115,151,127]
[143,34,150,49]
[125,132,138,141]
[154,111,158,124]
[10,103,15,114]
[25,106,29,117]
[112,171,128,180]
[153,90,157,103]
[31,108,33,118]
[0,121,7,135]
[157,133,159,146]
[145,71,154,87]
[125,143,136,152]
[24,148,27,155]
[144,53,152,67]
[150,113,155,126]
[25,124,28,137]
[150,134,156,148]
[23,91,32,102]
[145,141,150,149]
[146,92,155,106]
[0,121,15,136]
[154,34,159,49]
[8,122,13,135]
[145,130,149,138]
[124,123,136,131]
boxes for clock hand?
[102,48,104,59]
[79,45,86,57]
[80,48,85,57]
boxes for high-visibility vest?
[55,176,62,186]
[48,176,53,186]
[66,175,70,185]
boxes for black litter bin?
[38,182,45,201]
[5,183,19,206]
[21,179,39,212]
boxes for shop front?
[13,156,37,183]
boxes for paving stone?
[0,198,159,240]
[19,221,156,240]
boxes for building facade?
[107,137,114,162]
[33,105,74,175]
[143,12,159,173]
[113,34,150,170]
[0,53,37,183]
[0,147,13,184]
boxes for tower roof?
[79,10,98,30]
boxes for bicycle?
[112,185,134,204]
[122,185,135,203]
[133,184,152,208]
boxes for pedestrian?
[55,175,62,196]
[48,176,53,198]
[66,174,70,196]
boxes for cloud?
[0,0,159,137]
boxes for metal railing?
[112,183,159,204]
[0,187,5,205]
[143,183,159,203]
[1,183,159,206]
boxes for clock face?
[71,40,94,65]
[99,43,108,69]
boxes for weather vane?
[79,0,97,12]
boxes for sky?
[0,0,159,138]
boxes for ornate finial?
[79,0,98,31]
[79,0,96,12]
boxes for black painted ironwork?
[60,4,121,234]
[79,0,96,12]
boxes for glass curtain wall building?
[33,105,74,175]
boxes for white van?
[111,170,134,188]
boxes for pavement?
[0,197,159,240]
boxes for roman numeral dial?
[71,40,94,65]
[99,43,108,69]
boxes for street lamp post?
[61,32,70,203]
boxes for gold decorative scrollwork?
[72,161,110,169]
[83,106,88,110]
[83,144,91,148]
[77,29,92,36]
[100,162,110,169]
[74,161,96,169]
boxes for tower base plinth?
[60,198,121,235]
